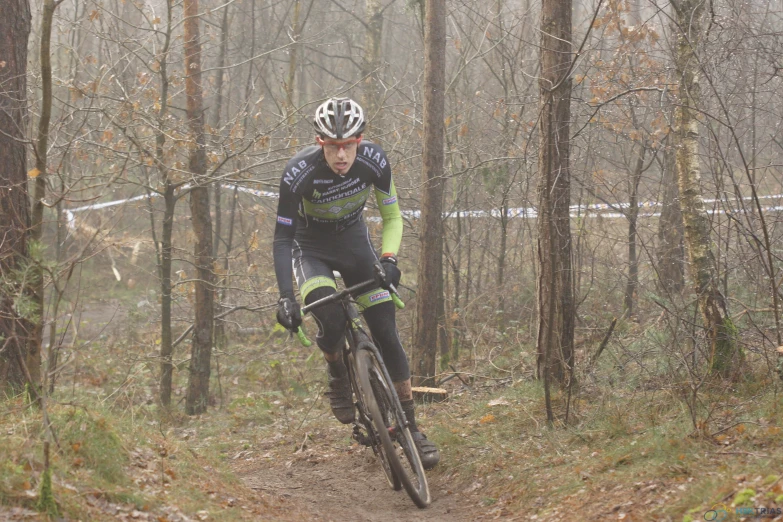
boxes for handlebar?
[296,264,404,346]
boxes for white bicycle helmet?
[313,98,366,139]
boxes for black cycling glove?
[276,297,302,331]
[377,255,401,290]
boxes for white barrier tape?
[64,185,783,231]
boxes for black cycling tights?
[305,287,411,383]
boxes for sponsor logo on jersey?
[277,216,293,226]
[283,160,309,186]
[320,184,367,203]
[382,196,397,205]
[312,189,322,199]
[369,290,390,303]
[361,146,388,169]
[313,179,333,184]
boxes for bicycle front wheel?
[347,348,400,491]
[355,344,431,508]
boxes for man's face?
[317,136,361,176]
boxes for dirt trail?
[237,427,480,522]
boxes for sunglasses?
[316,137,361,152]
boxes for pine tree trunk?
[412,0,446,386]
[0,0,33,389]
[536,0,574,388]
[183,0,215,415]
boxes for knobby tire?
[347,348,400,490]
[355,344,431,508]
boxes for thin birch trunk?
[673,0,739,377]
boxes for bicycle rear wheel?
[355,344,431,508]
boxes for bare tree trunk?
[211,3,229,260]
[450,182,465,362]
[159,187,175,406]
[412,0,446,386]
[673,0,739,377]
[156,0,177,407]
[183,0,215,415]
[0,0,33,389]
[657,134,685,294]
[47,177,65,394]
[28,0,60,392]
[624,145,646,318]
[284,1,314,117]
[211,3,230,349]
[363,0,383,119]
[497,195,508,331]
[536,0,574,391]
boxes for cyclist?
[272,97,439,470]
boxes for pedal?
[352,425,372,447]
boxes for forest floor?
[3,291,783,520]
[3,354,783,521]
[228,375,783,522]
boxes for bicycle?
[293,264,431,508]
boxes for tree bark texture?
[363,0,384,119]
[673,0,738,377]
[29,0,58,392]
[156,0,176,407]
[412,0,446,386]
[285,0,302,116]
[0,0,33,389]
[657,136,685,294]
[183,0,215,415]
[536,0,575,386]
[624,146,645,318]
[211,3,230,349]
[159,187,175,406]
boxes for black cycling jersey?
[273,141,402,300]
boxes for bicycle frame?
[300,277,410,435]
[296,272,431,507]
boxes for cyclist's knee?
[363,303,410,382]
[386,356,411,382]
[306,287,346,355]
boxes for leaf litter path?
[235,425,481,522]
